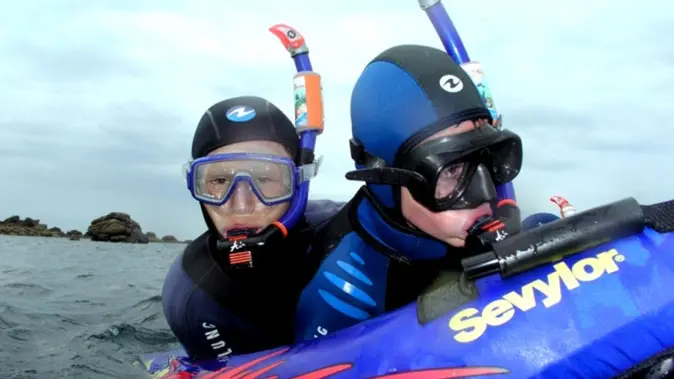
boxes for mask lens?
[434,162,467,200]
[192,159,294,205]
[249,162,292,199]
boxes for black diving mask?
[346,125,523,212]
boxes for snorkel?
[268,23,324,234]
[417,0,516,202]
[551,195,577,218]
[215,25,323,269]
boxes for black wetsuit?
[161,199,344,361]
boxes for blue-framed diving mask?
[184,152,320,209]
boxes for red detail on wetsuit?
[369,366,508,378]
[229,251,252,265]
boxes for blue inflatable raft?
[142,196,674,378]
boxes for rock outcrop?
[161,235,178,243]
[145,232,182,243]
[66,229,83,241]
[86,213,149,244]
[145,232,159,242]
[0,214,177,243]
[0,216,66,237]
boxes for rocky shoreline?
[0,213,189,244]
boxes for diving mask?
[184,152,319,207]
[346,125,522,212]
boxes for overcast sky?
[1,0,672,240]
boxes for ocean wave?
[0,237,182,378]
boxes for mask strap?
[350,138,386,168]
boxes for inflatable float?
[142,1,674,377]
[144,194,674,378]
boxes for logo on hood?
[226,106,256,122]
[439,74,463,93]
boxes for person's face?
[203,140,291,237]
[400,120,493,248]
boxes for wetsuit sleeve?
[162,254,281,361]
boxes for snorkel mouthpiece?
[465,215,506,253]
[465,199,522,253]
[216,222,287,269]
[226,228,257,236]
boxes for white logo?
[495,230,508,241]
[201,323,232,359]
[230,240,245,252]
[439,74,463,93]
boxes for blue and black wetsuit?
[162,199,343,361]
[295,188,453,341]
[295,45,526,340]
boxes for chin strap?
[215,222,288,269]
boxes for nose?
[226,181,257,214]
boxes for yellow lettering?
[448,308,486,343]
[482,299,515,326]
[534,272,563,308]
[554,261,580,290]
[449,249,625,343]
[596,249,620,273]
[503,284,537,311]
[572,257,604,281]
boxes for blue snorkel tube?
[268,23,324,235]
[418,0,516,202]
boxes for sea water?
[0,235,183,378]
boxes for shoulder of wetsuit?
[181,232,244,307]
[180,232,302,332]
[343,187,472,314]
[304,199,347,229]
[300,195,360,284]
[181,231,212,273]
[167,235,297,358]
